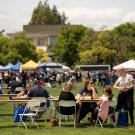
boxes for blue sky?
[0,0,135,33]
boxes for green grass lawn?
[0,81,135,135]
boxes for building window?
[37,39,45,46]
[48,36,56,46]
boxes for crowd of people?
[59,67,134,127]
[0,70,118,89]
[0,67,134,127]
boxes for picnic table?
[0,100,29,104]
[49,97,100,116]
[0,94,17,97]
[50,97,100,103]
[79,97,100,103]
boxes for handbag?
[14,106,28,122]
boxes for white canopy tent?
[59,64,71,71]
[113,60,135,71]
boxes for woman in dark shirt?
[59,81,75,115]
[76,80,98,124]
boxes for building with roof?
[7,25,78,53]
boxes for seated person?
[17,83,32,98]
[76,80,99,124]
[59,81,76,115]
[26,80,50,117]
[27,80,49,98]
[27,80,50,107]
[95,86,115,122]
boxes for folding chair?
[18,99,41,129]
[58,100,76,128]
[95,99,116,128]
[108,98,117,128]
[31,97,48,122]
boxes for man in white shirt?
[114,67,134,125]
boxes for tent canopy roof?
[0,63,14,71]
[39,62,62,68]
[11,61,22,71]
[21,60,38,70]
[113,60,135,71]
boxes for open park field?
[0,81,135,135]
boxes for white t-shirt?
[116,74,134,88]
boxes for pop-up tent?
[0,65,4,71]
[113,60,135,71]
[21,60,38,70]
[59,64,71,71]
[39,62,62,68]
[0,63,14,71]
[11,61,23,71]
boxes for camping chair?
[58,100,76,128]
[95,99,116,128]
[31,97,48,122]
[18,99,41,129]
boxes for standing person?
[56,73,62,87]
[86,71,91,80]
[21,71,27,88]
[0,72,3,85]
[91,72,97,84]
[114,67,134,125]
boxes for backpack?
[117,109,128,127]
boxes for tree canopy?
[53,22,135,67]
[0,33,38,65]
[53,25,87,67]
[29,0,67,25]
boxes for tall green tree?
[78,28,97,52]
[9,33,38,63]
[111,23,135,63]
[0,35,10,65]
[53,25,87,67]
[29,0,67,25]
[79,46,117,65]
[78,23,135,65]
[0,33,38,65]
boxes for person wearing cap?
[114,67,134,125]
[76,80,99,124]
